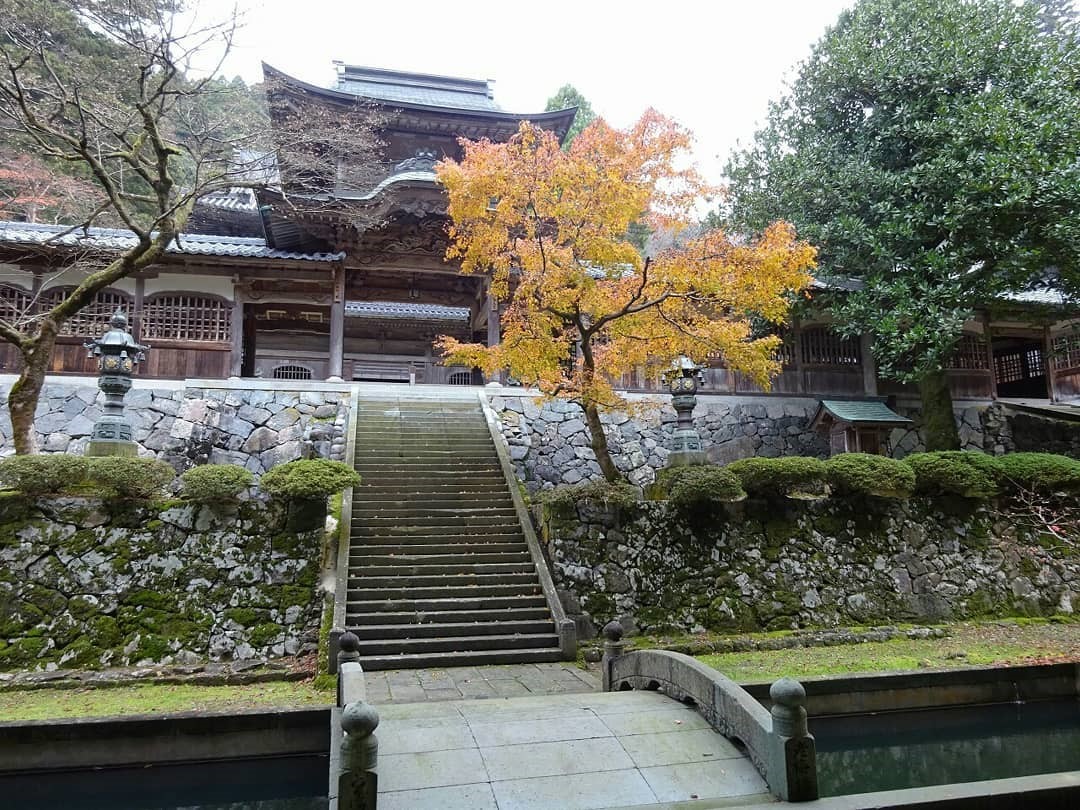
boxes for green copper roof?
[817,399,912,426]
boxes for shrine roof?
[345,301,470,321]
[813,399,912,427]
[263,63,577,141]
[336,64,502,112]
[0,221,344,263]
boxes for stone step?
[356,562,535,577]
[353,439,495,448]
[350,494,515,508]
[352,514,520,527]
[352,632,560,657]
[346,594,549,613]
[357,571,539,589]
[354,481,508,491]
[349,620,555,640]
[355,471,507,481]
[351,528,524,540]
[352,464,502,475]
[356,451,499,460]
[351,506,518,518]
[351,551,532,566]
[354,647,565,671]
[349,583,542,600]
[345,606,550,625]
[350,541,529,556]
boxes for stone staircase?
[346,394,566,670]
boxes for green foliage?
[726,456,828,497]
[87,457,175,499]
[544,84,596,145]
[905,451,1000,498]
[667,466,746,512]
[541,480,640,511]
[723,0,1080,436]
[180,464,253,502]
[0,454,88,495]
[993,452,1080,493]
[826,454,915,498]
[259,459,361,500]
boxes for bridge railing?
[333,632,379,810]
[601,622,818,802]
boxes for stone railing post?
[338,700,379,810]
[768,677,818,802]
[336,631,361,707]
[601,620,628,692]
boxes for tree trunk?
[583,400,620,482]
[918,367,960,451]
[8,328,56,455]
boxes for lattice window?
[39,287,133,337]
[142,294,231,342]
[995,352,1024,384]
[272,364,312,380]
[948,334,990,370]
[1027,347,1044,374]
[0,285,33,325]
[800,327,861,366]
[448,371,472,386]
[1052,333,1080,371]
[707,333,795,367]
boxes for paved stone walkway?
[363,662,600,704]
[374,689,774,810]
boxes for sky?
[207,0,855,186]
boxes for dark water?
[3,754,329,810]
[813,698,1080,796]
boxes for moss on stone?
[249,622,284,647]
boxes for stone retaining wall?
[541,496,1079,639]
[981,402,1080,459]
[0,496,324,671]
[0,383,349,475]
[489,392,990,492]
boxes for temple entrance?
[992,336,1049,398]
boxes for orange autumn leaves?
[435,111,816,409]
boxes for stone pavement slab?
[374,689,772,809]
[365,662,599,705]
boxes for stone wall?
[489,392,997,493]
[541,496,1079,639]
[0,496,325,671]
[0,383,349,475]
[981,402,1080,459]
[491,393,831,493]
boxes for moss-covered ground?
[695,618,1080,682]
[0,679,335,722]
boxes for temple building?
[0,63,1076,407]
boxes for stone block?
[262,440,303,469]
[64,414,97,438]
[266,407,300,430]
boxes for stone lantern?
[663,356,706,466]
[84,310,148,457]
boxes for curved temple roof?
[263,63,577,142]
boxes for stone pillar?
[329,266,346,381]
[336,631,361,705]
[768,677,818,802]
[601,620,627,692]
[133,276,145,344]
[337,701,379,810]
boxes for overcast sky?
[213,0,854,185]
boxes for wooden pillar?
[859,333,878,397]
[229,285,245,378]
[132,276,145,343]
[484,285,504,385]
[1044,325,1058,402]
[328,265,345,380]
[983,314,998,400]
[791,320,806,397]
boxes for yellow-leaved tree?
[436,111,816,481]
